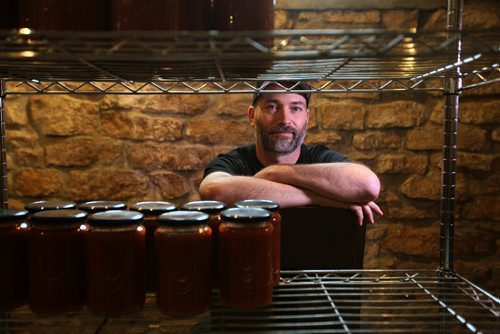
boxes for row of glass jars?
[2,0,274,32]
[0,198,281,317]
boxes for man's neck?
[255,144,301,166]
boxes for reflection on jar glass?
[86,210,146,316]
[130,201,177,292]
[0,209,30,312]
[182,200,226,289]
[156,210,212,316]
[28,209,88,314]
[219,207,273,309]
[235,199,281,286]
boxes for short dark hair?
[252,81,312,107]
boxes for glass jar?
[86,210,146,316]
[130,201,177,292]
[28,209,88,314]
[210,0,275,31]
[235,199,281,286]
[0,209,30,312]
[18,0,110,31]
[156,210,212,316]
[79,200,127,214]
[219,207,273,309]
[25,200,77,214]
[111,0,209,31]
[182,200,226,289]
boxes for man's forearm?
[254,162,380,203]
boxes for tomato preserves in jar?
[79,200,127,214]
[28,209,88,314]
[86,210,146,316]
[0,209,30,312]
[130,201,177,292]
[156,210,212,316]
[182,200,226,288]
[219,207,273,309]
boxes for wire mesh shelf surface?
[0,29,498,94]
[1,270,498,333]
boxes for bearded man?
[199,81,382,225]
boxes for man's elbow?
[199,182,230,204]
[363,174,381,201]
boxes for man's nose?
[276,108,292,124]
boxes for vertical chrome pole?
[0,80,8,209]
[440,0,463,272]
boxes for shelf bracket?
[0,80,8,208]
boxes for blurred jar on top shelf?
[111,0,210,31]
[28,209,88,314]
[18,0,110,31]
[85,210,146,316]
[130,201,177,292]
[182,200,226,289]
[0,209,30,312]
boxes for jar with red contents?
[156,211,212,316]
[130,201,177,292]
[219,207,273,309]
[18,0,110,31]
[25,200,77,214]
[182,200,226,289]
[28,209,88,314]
[86,210,146,316]
[0,209,30,312]
[235,199,281,286]
[79,200,127,214]
[111,0,209,31]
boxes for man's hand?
[349,201,383,226]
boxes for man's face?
[251,92,309,155]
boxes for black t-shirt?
[203,144,349,178]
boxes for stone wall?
[3,0,499,293]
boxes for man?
[199,81,383,226]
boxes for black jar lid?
[0,208,29,222]
[158,210,209,226]
[182,200,226,214]
[31,209,88,224]
[220,207,271,223]
[130,201,177,215]
[235,199,279,212]
[89,210,143,227]
[79,200,127,213]
[25,200,77,213]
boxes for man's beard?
[256,121,307,155]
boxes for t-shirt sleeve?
[203,152,247,178]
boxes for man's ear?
[248,106,256,128]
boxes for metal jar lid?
[31,209,88,225]
[130,201,177,215]
[220,207,271,224]
[235,199,279,212]
[25,200,77,213]
[79,200,127,213]
[158,210,209,227]
[0,208,29,223]
[182,200,226,214]
[88,210,144,227]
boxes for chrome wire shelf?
[0,29,498,94]
[1,270,498,334]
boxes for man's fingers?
[350,205,364,226]
[363,204,375,224]
[368,201,384,216]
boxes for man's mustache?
[269,125,298,136]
